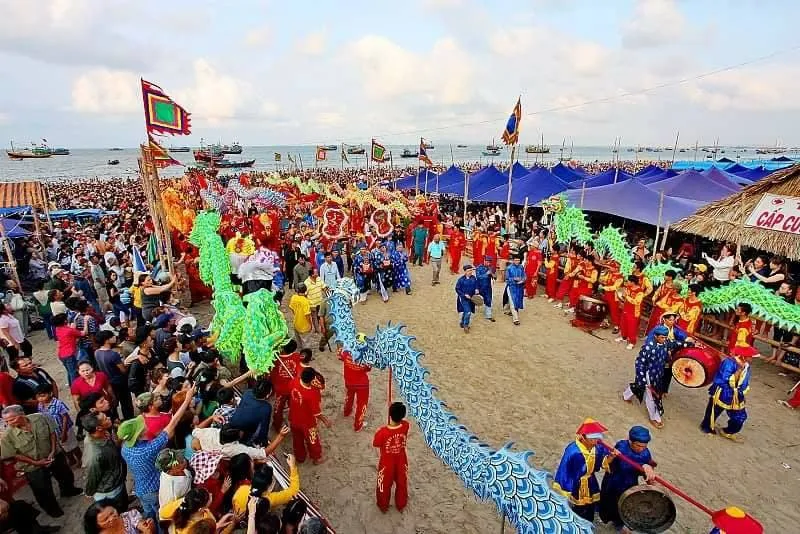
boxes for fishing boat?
[219,142,242,154]
[322,145,338,151]
[193,148,224,163]
[485,139,501,151]
[482,148,501,157]
[347,145,365,155]
[525,134,549,154]
[108,159,120,165]
[456,144,468,148]
[200,159,255,169]
[49,148,70,155]
[423,142,434,150]
[169,146,191,153]
[400,149,418,158]
[109,148,123,151]
[6,144,51,159]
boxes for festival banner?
[371,139,386,162]
[745,193,800,235]
[501,97,522,145]
[274,152,281,162]
[148,135,181,168]
[419,137,432,167]
[141,79,192,136]
[341,144,349,164]
[316,146,327,161]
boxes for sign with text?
[745,193,800,235]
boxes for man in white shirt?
[427,234,446,285]
[702,244,734,282]
[191,425,289,460]
[156,449,192,507]
[319,252,340,288]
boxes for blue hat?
[629,425,651,443]
[652,325,669,336]
[463,264,474,271]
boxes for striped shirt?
[304,276,326,307]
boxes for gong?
[618,484,677,533]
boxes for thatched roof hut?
[672,164,800,259]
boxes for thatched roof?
[672,164,800,259]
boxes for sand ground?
[19,261,800,533]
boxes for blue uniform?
[391,250,412,291]
[475,265,494,307]
[599,440,654,527]
[353,253,373,296]
[455,275,477,328]
[701,357,750,435]
[645,324,691,394]
[553,440,610,521]
[502,263,526,310]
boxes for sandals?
[649,419,664,429]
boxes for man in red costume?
[545,246,561,300]
[485,232,499,273]
[616,275,645,350]
[373,401,410,513]
[339,348,370,432]
[599,260,624,332]
[567,253,597,313]
[728,303,755,354]
[553,249,578,308]
[289,367,331,464]
[471,230,485,267]
[525,244,542,298]
[271,341,301,433]
[448,228,466,274]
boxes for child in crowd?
[36,383,82,466]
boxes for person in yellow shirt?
[130,275,144,325]
[288,284,312,349]
[303,269,327,333]
[228,454,300,520]
[160,487,234,533]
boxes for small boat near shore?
[456,144,468,148]
[169,146,191,153]
[482,149,501,157]
[199,159,256,169]
[108,159,120,165]
[321,144,338,151]
[49,148,70,155]
[193,148,224,163]
[347,145,365,155]
[400,149,418,158]
[7,148,51,159]
[109,147,123,151]
[218,142,242,154]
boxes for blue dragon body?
[327,278,593,534]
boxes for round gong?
[618,484,676,533]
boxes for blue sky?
[1,0,799,148]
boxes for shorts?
[773,327,794,344]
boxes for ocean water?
[0,144,784,182]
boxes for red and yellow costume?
[270,351,301,432]
[599,266,623,327]
[340,350,371,432]
[678,297,703,335]
[569,260,597,308]
[728,317,755,354]
[545,252,560,299]
[448,229,466,274]
[485,233,499,271]
[472,231,485,266]
[620,283,645,345]
[373,419,410,512]
[289,381,324,463]
[555,253,578,302]
[646,284,681,332]
[525,248,543,298]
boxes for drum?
[575,294,607,324]
[618,484,676,533]
[670,343,723,388]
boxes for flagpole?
[449,144,454,167]
[613,136,622,184]
[462,169,469,223]
[341,144,345,170]
[505,145,516,234]
[670,131,680,167]
[416,138,421,196]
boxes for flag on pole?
[316,146,327,161]
[341,144,349,164]
[501,97,522,146]
[146,234,158,266]
[141,79,192,136]
[148,134,181,168]
[371,139,386,162]
[132,244,147,273]
[419,138,433,167]
[274,152,281,162]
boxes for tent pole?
[671,130,680,167]
[660,221,670,251]
[653,190,664,262]
[450,144,454,167]
[505,145,516,234]
[580,181,586,209]
[0,220,22,293]
[522,196,529,228]
[613,136,621,183]
[462,170,469,223]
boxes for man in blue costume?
[353,246,374,303]
[475,256,496,322]
[623,325,672,429]
[502,255,526,326]
[553,418,611,522]
[455,264,478,333]
[391,242,412,295]
[371,243,394,303]
[599,425,657,533]
[646,311,694,397]
[700,346,757,442]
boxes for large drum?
[670,343,723,388]
[575,294,608,324]
[618,484,677,533]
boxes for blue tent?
[434,165,467,192]
[725,163,750,174]
[561,179,703,226]
[0,218,32,238]
[394,169,439,191]
[439,165,506,197]
[392,174,417,190]
[473,167,569,205]
[635,164,662,176]
[702,167,751,187]
[638,168,678,185]
[646,170,739,202]
[735,167,772,181]
[550,162,587,182]
[576,168,634,188]
[503,161,530,179]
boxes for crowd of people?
[0,166,792,534]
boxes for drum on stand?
[575,294,608,324]
[670,342,723,388]
[618,484,677,533]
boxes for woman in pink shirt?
[53,313,87,385]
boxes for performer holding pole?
[373,401,410,513]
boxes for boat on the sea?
[6,146,51,159]
[400,149,418,158]
[525,134,549,154]
[169,146,191,153]
[485,139,501,151]
[322,145,338,151]
[482,148,501,157]
[199,159,255,169]
[456,144,468,148]
[218,142,242,154]
[49,148,70,155]
[347,145,365,155]
[423,142,434,150]
[109,148,123,151]
[108,159,120,165]
[193,148,224,163]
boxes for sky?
[1,0,799,149]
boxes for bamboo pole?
[580,181,586,209]
[522,196,529,227]
[462,170,469,223]
[449,144,454,167]
[613,137,622,183]
[671,130,680,167]
[0,221,22,293]
[653,190,664,263]
[505,146,516,234]
[30,205,43,245]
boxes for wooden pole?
[0,221,22,293]
[653,190,664,262]
[735,191,747,260]
[694,140,699,162]
[613,137,622,183]
[505,145,516,234]
[462,170,469,223]
[660,221,671,250]
[522,196,529,227]
[387,368,393,425]
[449,144,454,167]
[580,181,586,209]
[671,130,680,167]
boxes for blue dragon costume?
[326,278,593,534]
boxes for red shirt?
[70,371,110,400]
[143,412,172,441]
[339,351,370,388]
[373,420,410,461]
[0,372,17,407]
[270,352,301,396]
[55,324,83,359]
[296,363,326,391]
[288,382,321,430]
[499,242,510,260]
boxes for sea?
[0,144,787,182]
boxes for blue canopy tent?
[0,218,32,238]
[502,161,531,179]
[575,168,634,188]
[646,170,740,202]
[439,165,506,198]
[551,162,588,182]
[432,165,467,193]
[702,167,752,187]
[561,179,703,226]
[473,167,570,205]
[638,168,678,185]
[634,164,662,177]
[394,169,439,192]
[392,174,417,190]
[735,167,772,181]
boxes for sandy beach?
[16,261,800,533]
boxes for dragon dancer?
[373,402,410,513]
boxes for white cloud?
[70,69,140,114]
[565,42,611,77]
[0,112,8,124]
[175,59,250,123]
[260,100,281,118]
[622,0,685,48]
[296,31,327,56]
[316,112,344,126]
[344,35,475,105]
[244,25,272,47]
[684,66,800,112]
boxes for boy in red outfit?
[339,349,371,431]
[373,401,410,513]
[297,348,326,391]
[271,340,301,432]
[616,275,644,350]
[289,367,331,464]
